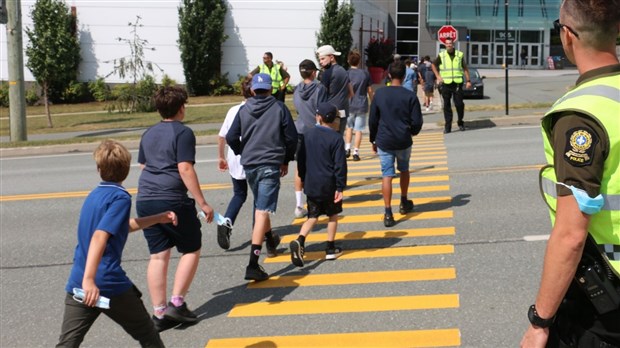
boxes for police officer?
[521,0,620,347]
[431,38,471,133]
[247,52,290,102]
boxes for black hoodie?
[226,95,298,167]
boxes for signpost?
[437,25,458,44]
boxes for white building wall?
[1,0,389,86]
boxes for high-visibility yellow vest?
[438,50,464,84]
[540,73,620,276]
[259,63,282,94]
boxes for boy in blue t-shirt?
[57,140,177,347]
[289,103,347,267]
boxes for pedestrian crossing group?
[206,132,461,347]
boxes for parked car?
[463,68,485,99]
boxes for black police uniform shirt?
[549,64,620,198]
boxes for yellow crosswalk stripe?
[347,175,449,186]
[344,161,447,170]
[343,196,451,209]
[345,185,450,196]
[280,226,455,243]
[0,183,231,202]
[205,328,461,347]
[247,268,457,288]
[346,167,448,177]
[264,244,454,263]
[291,211,452,225]
[228,294,459,317]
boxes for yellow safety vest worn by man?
[259,63,283,95]
[438,50,464,84]
[540,72,620,277]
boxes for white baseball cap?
[316,45,341,57]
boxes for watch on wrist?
[528,305,555,328]
[466,80,471,83]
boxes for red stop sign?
[438,25,458,44]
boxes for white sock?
[354,148,359,154]
[295,191,303,208]
[345,143,351,151]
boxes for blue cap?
[316,102,338,123]
[251,73,272,91]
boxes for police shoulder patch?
[563,127,598,167]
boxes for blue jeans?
[244,165,281,213]
[224,177,247,225]
[377,146,412,177]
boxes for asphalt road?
[1,124,552,347]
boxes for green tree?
[316,0,355,67]
[178,0,228,96]
[25,0,80,128]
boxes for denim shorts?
[245,165,281,213]
[377,146,412,177]
[136,198,202,254]
[346,113,367,132]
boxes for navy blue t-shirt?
[137,121,196,201]
[66,183,133,297]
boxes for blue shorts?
[245,165,281,213]
[136,198,202,254]
[346,113,367,132]
[377,146,412,177]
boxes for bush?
[106,75,158,113]
[0,82,8,107]
[25,85,40,106]
[62,81,94,104]
[209,73,233,96]
[160,74,177,87]
[135,75,157,112]
[88,77,111,102]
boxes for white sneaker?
[425,107,430,112]
[294,207,308,218]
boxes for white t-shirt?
[218,102,246,180]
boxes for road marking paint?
[343,197,451,209]
[291,211,453,225]
[205,328,461,347]
[347,175,448,185]
[346,161,447,170]
[0,183,231,202]
[280,226,455,244]
[345,185,450,196]
[524,234,550,241]
[247,268,457,289]
[347,168,448,177]
[264,244,454,263]
[228,294,459,317]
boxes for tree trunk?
[43,82,53,128]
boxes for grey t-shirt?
[321,63,350,113]
[348,68,372,113]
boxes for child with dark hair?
[137,86,215,329]
[289,102,347,267]
[345,50,373,162]
[57,140,176,347]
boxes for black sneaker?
[152,315,178,332]
[325,246,343,260]
[245,264,269,281]
[352,154,361,161]
[399,199,415,214]
[345,149,351,158]
[164,302,198,323]
[384,213,395,227]
[290,239,305,267]
[459,125,466,131]
[217,224,232,250]
[265,233,281,257]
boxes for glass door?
[495,43,515,67]
[518,44,541,68]
[469,43,491,66]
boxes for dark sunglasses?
[554,19,580,39]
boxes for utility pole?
[6,0,27,141]
[505,1,509,116]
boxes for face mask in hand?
[557,182,604,215]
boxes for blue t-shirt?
[348,68,372,114]
[137,121,196,201]
[65,183,133,297]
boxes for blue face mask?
[557,182,604,215]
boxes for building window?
[398,14,419,27]
[397,42,418,56]
[398,0,419,13]
[520,30,541,43]
[469,29,491,42]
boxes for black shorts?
[136,198,202,254]
[307,196,343,218]
[294,134,304,162]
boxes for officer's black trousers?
[440,82,465,131]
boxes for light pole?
[505,1,509,116]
